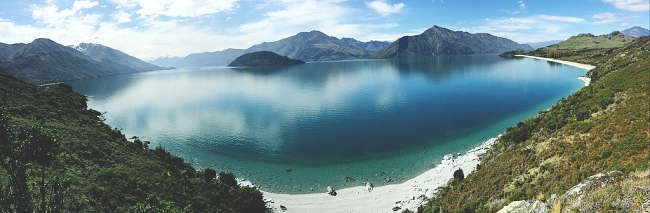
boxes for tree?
[453,168,464,182]
[218,172,238,188]
[204,168,217,182]
[0,109,67,213]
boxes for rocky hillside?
[421,36,649,212]
[71,43,166,72]
[148,31,390,67]
[372,26,533,58]
[228,51,305,67]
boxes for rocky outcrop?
[498,171,650,213]
[496,200,550,213]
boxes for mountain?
[372,26,533,58]
[526,40,563,49]
[71,43,166,72]
[148,31,391,68]
[0,39,118,84]
[0,39,166,85]
[228,51,305,67]
[621,26,650,37]
[246,30,388,61]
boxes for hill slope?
[0,70,266,212]
[372,26,533,58]
[228,51,305,67]
[421,36,649,212]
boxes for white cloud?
[537,14,585,23]
[592,12,622,24]
[518,1,526,10]
[31,0,101,27]
[602,0,649,12]
[111,10,132,23]
[239,0,362,42]
[366,0,405,16]
[459,15,582,43]
[106,0,239,19]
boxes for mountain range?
[149,31,391,68]
[0,39,166,85]
[150,26,533,67]
[372,26,533,58]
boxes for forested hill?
[421,36,649,212]
[0,70,266,212]
[228,51,305,67]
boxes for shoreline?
[514,55,596,86]
[258,136,500,212]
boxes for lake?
[66,54,586,193]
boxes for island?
[228,51,305,67]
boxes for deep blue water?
[66,55,586,193]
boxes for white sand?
[514,55,596,86]
[257,137,499,213]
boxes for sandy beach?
[256,137,499,213]
[514,55,596,86]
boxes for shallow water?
[67,55,586,193]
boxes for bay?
[66,54,586,193]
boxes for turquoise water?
[66,55,586,193]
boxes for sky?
[0,0,648,59]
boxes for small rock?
[280,205,287,211]
[385,177,392,182]
[392,206,401,211]
[285,168,292,172]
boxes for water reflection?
[67,55,585,165]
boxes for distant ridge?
[148,31,391,68]
[526,40,564,49]
[621,26,650,37]
[71,43,166,72]
[372,26,533,58]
